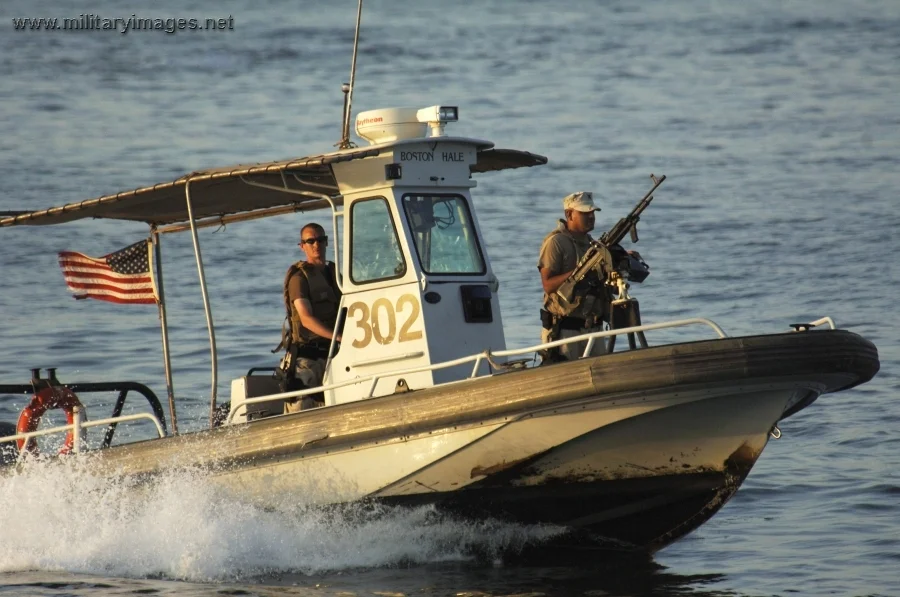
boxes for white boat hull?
[1,329,880,552]
[195,382,799,550]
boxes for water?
[1,0,899,594]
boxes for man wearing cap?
[537,192,612,361]
[277,222,342,412]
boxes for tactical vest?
[279,261,339,349]
[541,226,611,322]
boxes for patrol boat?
[0,104,880,554]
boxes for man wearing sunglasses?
[277,222,342,412]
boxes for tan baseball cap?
[562,191,600,212]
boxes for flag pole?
[151,229,178,434]
[184,180,219,428]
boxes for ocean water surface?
[1,0,898,595]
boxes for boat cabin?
[327,107,502,402]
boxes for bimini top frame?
[0,140,547,432]
[0,148,377,228]
[0,145,544,229]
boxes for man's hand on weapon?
[574,267,605,295]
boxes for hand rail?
[0,412,167,458]
[497,317,727,359]
[226,317,728,424]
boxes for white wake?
[0,457,563,582]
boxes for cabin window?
[349,197,407,284]
[402,194,485,275]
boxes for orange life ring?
[16,386,85,455]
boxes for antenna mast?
[339,0,363,149]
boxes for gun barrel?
[600,174,665,246]
[632,174,666,216]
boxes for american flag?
[58,241,158,304]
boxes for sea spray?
[0,456,563,581]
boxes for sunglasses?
[299,235,328,246]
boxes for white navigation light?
[355,105,459,145]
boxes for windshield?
[401,194,485,275]
[349,197,407,284]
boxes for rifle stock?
[554,242,609,311]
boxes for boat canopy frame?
[0,143,548,432]
[0,146,545,229]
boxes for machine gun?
[554,174,666,314]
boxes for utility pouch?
[540,309,555,330]
[275,345,299,393]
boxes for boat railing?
[1,410,167,460]
[226,316,728,424]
